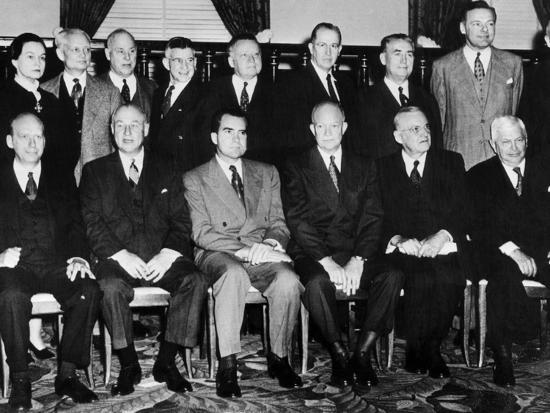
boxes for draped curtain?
[533,0,550,31]
[211,0,270,36]
[409,0,470,49]
[60,0,116,37]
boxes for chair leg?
[300,303,309,375]
[57,314,64,371]
[207,288,216,379]
[184,348,193,379]
[540,299,548,350]
[478,282,487,368]
[104,324,112,387]
[387,328,395,369]
[463,283,472,367]
[1,336,9,398]
[262,304,269,355]
[374,337,382,369]
[87,332,95,390]
[347,302,355,348]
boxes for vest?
[59,78,85,171]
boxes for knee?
[272,269,303,298]
[384,269,405,290]
[179,271,209,293]
[305,272,335,297]
[0,289,30,310]
[98,277,129,302]
[80,279,102,302]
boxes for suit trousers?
[197,251,304,358]
[0,264,100,373]
[294,256,403,345]
[97,258,208,349]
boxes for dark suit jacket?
[281,147,382,263]
[149,74,205,173]
[79,151,193,262]
[276,62,358,158]
[99,72,157,120]
[0,162,88,261]
[356,81,442,160]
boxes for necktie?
[326,73,339,102]
[240,82,249,112]
[71,78,82,109]
[128,159,139,188]
[410,160,421,186]
[229,165,245,205]
[121,79,131,104]
[328,155,340,193]
[513,166,522,196]
[398,86,409,107]
[474,52,485,83]
[161,85,174,118]
[25,172,37,201]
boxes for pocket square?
[547,186,550,192]
[506,78,514,85]
[161,188,168,194]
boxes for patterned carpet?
[2,320,550,412]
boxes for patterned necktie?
[121,79,131,104]
[410,160,421,186]
[240,82,249,112]
[513,166,523,196]
[398,86,409,107]
[474,52,485,83]
[128,159,139,188]
[229,165,245,205]
[25,172,37,201]
[326,73,339,102]
[328,155,340,193]
[161,85,174,118]
[71,78,82,109]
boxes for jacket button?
[222,222,227,227]
[178,135,183,140]
[237,236,241,241]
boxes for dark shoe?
[267,353,303,388]
[29,343,55,360]
[329,341,354,387]
[153,361,192,393]
[9,377,31,411]
[54,376,98,403]
[492,344,515,386]
[132,320,152,339]
[405,342,427,375]
[111,363,142,396]
[427,341,450,379]
[216,366,241,398]
[352,352,378,388]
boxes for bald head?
[7,113,45,167]
[310,100,347,155]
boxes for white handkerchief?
[161,188,168,194]
[506,78,514,85]
[385,242,457,255]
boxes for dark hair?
[111,103,148,124]
[228,32,259,53]
[310,22,342,45]
[461,1,497,22]
[380,33,414,54]
[165,36,194,52]
[210,108,248,133]
[9,112,44,136]
[10,33,46,60]
[106,28,136,49]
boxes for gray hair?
[53,27,91,49]
[490,115,527,142]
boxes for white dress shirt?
[384,77,409,105]
[109,71,137,99]
[216,154,243,184]
[402,150,426,177]
[310,60,340,101]
[118,147,144,181]
[13,159,41,193]
[168,79,191,107]
[317,145,342,171]
[463,45,491,75]
[62,71,87,93]
[498,159,526,256]
[232,74,257,103]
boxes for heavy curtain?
[533,0,550,30]
[211,0,270,36]
[60,0,116,37]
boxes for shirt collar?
[232,74,257,99]
[401,150,427,177]
[14,75,39,93]
[118,147,145,179]
[168,78,191,105]
[501,158,526,185]
[63,71,87,91]
[109,71,136,96]
[463,45,491,73]
[317,145,342,171]
[13,159,41,192]
[384,76,409,103]
[215,154,243,183]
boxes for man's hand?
[247,242,275,265]
[343,257,364,296]
[235,245,292,264]
[66,257,95,282]
[510,249,537,277]
[419,230,449,258]
[145,249,179,283]
[394,236,422,256]
[0,247,21,268]
[319,256,345,289]
[112,250,148,279]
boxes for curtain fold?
[211,0,270,36]
[60,0,116,37]
[533,0,550,30]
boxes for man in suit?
[80,104,208,396]
[0,113,100,409]
[356,33,441,160]
[281,101,403,389]
[377,106,468,378]
[41,28,121,184]
[149,37,205,174]
[431,1,523,170]
[183,108,304,398]
[277,22,358,158]
[468,115,550,386]
[201,33,276,164]
[101,28,157,120]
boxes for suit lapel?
[307,62,331,100]
[242,160,262,216]
[305,148,339,212]
[112,154,134,219]
[221,77,240,107]
[83,75,99,127]
[140,152,157,215]
[37,171,57,242]
[380,82,401,110]
[485,49,510,115]
[451,52,482,112]
[204,158,246,217]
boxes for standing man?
[101,28,157,120]
[41,28,121,184]
[0,113,100,410]
[431,1,523,170]
[149,37,205,174]
[80,104,208,396]
[468,116,550,386]
[281,101,403,389]
[184,108,303,398]
[357,33,441,160]
[378,106,468,378]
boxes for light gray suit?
[41,73,121,183]
[184,157,303,358]
[431,47,523,170]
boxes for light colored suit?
[42,74,121,183]
[431,47,523,170]
[184,157,303,358]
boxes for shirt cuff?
[110,250,126,262]
[440,229,453,243]
[263,239,284,252]
[160,248,182,263]
[499,241,520,256]
[67,257,90,269]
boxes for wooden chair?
[478,279,550,367]
[1,293,94,398]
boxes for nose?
[399,53,407,64]
[123,124,132,135]
[28,136,36,148]
[123,51,130,60]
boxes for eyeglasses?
[399,123,430,136]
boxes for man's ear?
[210,132,218,146]
[105,48,111,62]
[55,47,65,63]
[459,22,466,36]
[307,42,314,56]
[228,53,235,69]
[489,139,496,153]
[309,123,316,136]
[545,35,550,48]
[143,122,150,137]
[162,57,170,71]
[6,135,13,149]
[393,130,402,144]
[342,121,348,135]
[379,52,387,67]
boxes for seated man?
[468,115,550,386]
[0,113,100,410]
[183,108,304,398]
[377,106,468,378]
[80,104,208,395]
[281,101,403,389]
